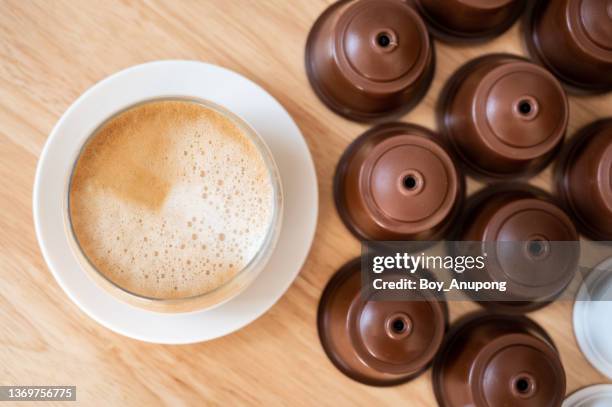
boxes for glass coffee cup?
[65,97,283,313]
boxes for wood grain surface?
[1,1,611,405]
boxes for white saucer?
[574,257,612,379]
[33,61,318,344]
[563,384,612,407]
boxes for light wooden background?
[1,1,611,405]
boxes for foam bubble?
[69,100,274,299]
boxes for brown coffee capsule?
[412,0,525,42]
[456,184,579,313]
[433,312,566,407]
[438,54,568,179]
[318,258,447,386]
[305,0,434,122]
[524,0,612,94]
[334,123,464,242]
[556,118,612,240]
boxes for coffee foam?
[69,100,274,299]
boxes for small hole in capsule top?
[528,240,545,257]
[518,100,532,115]
[403,175,417,190]
[377,33,391,48]
[392,318,406,333]
[515,377,531,394]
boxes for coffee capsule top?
[334,123,463,242]
[305,0,434,122]
[556,119,612,240]
[525,0,612,93]
[318,259,447,386]
[563,385,612,407]
[459,186,579,312]
[413,0,525,42]
[438,54,568,179]
[574,258,612,379]
[433,313,566,407]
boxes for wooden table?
[1,1,611,405]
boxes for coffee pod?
[573,257,612,379]
[456,185,579,313]
[318,258,447,386]
[556,119,612,240]
[412,0,525,42]
[305,0,434,122]
[334,123,463,242]
[563,385,612,407]
[438,54,568,179]
[433,312,566,407]
[524,0,612,94]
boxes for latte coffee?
[69,100,278,301]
